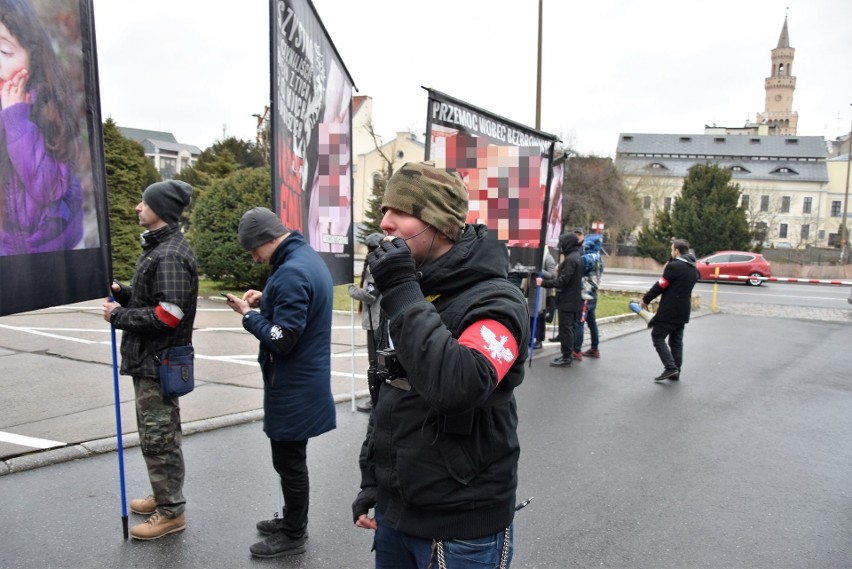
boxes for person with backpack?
[574,232,604,359]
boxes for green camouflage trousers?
[133,376,185,518]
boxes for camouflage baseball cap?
[382,162,468,241]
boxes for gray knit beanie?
[238,207,289,250]
[142,180,193,224]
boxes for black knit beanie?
[142,180,193,224]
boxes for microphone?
[401,224,433,242]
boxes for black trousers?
[557,309,576,358]
[651,321,685,371]
[270,439,309,538]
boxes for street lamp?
[841,103,852,263]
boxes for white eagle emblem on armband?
[480,325,515,363]
[270,325,284,340]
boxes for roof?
[777,16,790,49]
[142,139,202,155]
[119,127,177,144]
[616,133,825,159]
[618,156,828,183]
[616,133,828,183]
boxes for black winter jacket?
[360,224,529,540]
[541,233,583,312]
[642,254,699,324]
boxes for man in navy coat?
[225,207,336,558]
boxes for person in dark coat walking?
[224,207,336,558]
[538,232,583,367]
[641,238,699,382]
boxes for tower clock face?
[774,94,783,101]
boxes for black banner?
[270,0,355,284]
[425,89,558,272]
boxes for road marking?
[0,323,99,344]
[0,431,65,450]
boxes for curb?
[0,389,372,477]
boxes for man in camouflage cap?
[352,162,529,567]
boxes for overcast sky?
[92,0,852,157]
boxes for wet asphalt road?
[1,311,851,568]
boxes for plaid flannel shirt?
[112,224,198,378]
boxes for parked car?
[696,251,772,286]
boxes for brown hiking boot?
[130,512,186,540]
[582,348,601,358]
[129,495,156,515]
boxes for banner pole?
[350,297,356,412]
[529,273,542,367]
[109,312,129,539]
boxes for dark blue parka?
[242,231,336,441]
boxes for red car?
[696,251,772,286]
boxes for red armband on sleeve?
[458,319,518,385]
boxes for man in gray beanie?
[141,180,193,225]
[224,206,336,558]
[352,162,529,567]
[102,179,197,540]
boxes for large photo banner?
[424,89,557,273]
[270,0,355,284]
[0,0,110,316]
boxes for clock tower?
[756,16,798,135]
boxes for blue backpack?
[582,234,603,276]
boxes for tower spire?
[756,13,798,135]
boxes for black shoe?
[533,341,542,350]
[256,517,286,536]
[356,399,372,413]
[549,356,573,368]
[654,368,680,382]
[250,532,307,558]
[670,368,681,381]
[548,336,560,342]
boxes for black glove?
[352,487,377,524]
[367,237,416,293]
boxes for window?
[760,195,770,212]
[802,197,812,214]
[770,166,798,175]
[781,196,790,213]
[779,223,788,238]
[828,233,840,247]
[741,195,750,209]
[159,157,176,179]
[731,165,750,173]
[649,162,666,170]
[800,224,810,240]
[831,201,842,217]
[664,197,672,212]
[643,196,652,210]
[754,222,768,242]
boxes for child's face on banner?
[0,21,30,88]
